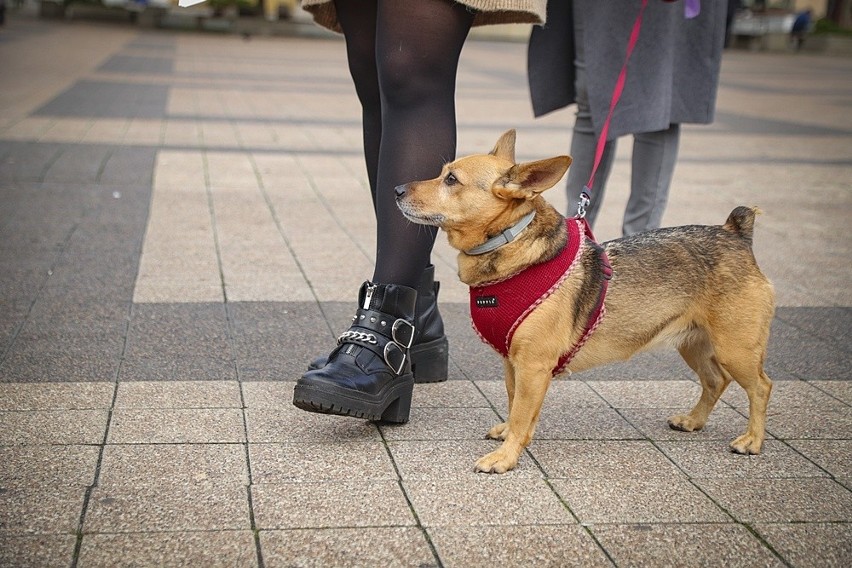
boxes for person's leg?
[565,0,617,225]
[622,124,680,235]
[371,0,474,288]
[294,0,473,420]
[334,0,381,208]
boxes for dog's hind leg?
[668,329,731,433]
[719,347,772,455]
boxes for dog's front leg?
[476,358,551,474]
[486,358,515,441]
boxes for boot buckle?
[391,319,415,349]
[383,341,407,375]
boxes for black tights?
[335,0,474,289]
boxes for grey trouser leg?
[623,124,680,235]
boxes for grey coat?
[528,0,726,139]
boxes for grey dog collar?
[464,210,536,256]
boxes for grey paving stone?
[24,291,130,332]
[533,405,645,440]
[695,478,852,522]
[33,80,169,119]
[78,531,257,568]
[0,186,84,254]
[107,408,245,444]
[121,303,235,381]
[786,439,852,478]
[98,444,249,487]
[229,301,327,382]
[714,110,851,136]
[429,525,612,568]
[126,36,177,51]
[809,380,852,405]
[241,380,294,408]
[411,380,491,408]
[721,379,849,409]
[99,146,157,186]
[0,486,86,535]
[85,483,251,532]
[774,306,852,355]
[251,481,414,529]
[388,440,543,480]
[249,441,397,483]
[113,380,242,408]
[550,477,729,524]
[0,445,99,489]
[440,303,505,382]
[260,527,436,567]
[765,406,852,440]
[586,380,702,409]
[404,478,573,527]
[658,440,826,478]
[0,340,123,382]
[753,523,852,568]
[620,406,763,442]
[475,379,609,409]
[0,410,108,444]
[98,54,175,75]
[245,406,381,443]
[591,524,783,568]
[531,441,684,479]
[0,142,63,182]
[0,535,77,568]
[378,407,502,442]
[0,258,53,317]
[43,145,111,184]
[765,318,852,381]
[0,382,114,410]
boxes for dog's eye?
[445,173,458,186]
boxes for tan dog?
[395,130,775,474]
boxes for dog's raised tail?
[723,206,760,244]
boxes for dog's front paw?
[486,422,510,440]
[730,433,763,455]
[667,414,705,432]
[474,447,519,474]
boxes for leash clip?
[577,187,592,219]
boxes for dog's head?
[395,130,572,251]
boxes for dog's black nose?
[394,184,407,198]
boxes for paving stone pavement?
[1,7,851,568]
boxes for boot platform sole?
[293,375,414,423]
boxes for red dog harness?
[469,218,610,376]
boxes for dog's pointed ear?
[489,129,516,162]
[492,156,572,200]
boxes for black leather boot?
[293,281,417,423]
[307,265,448,383]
